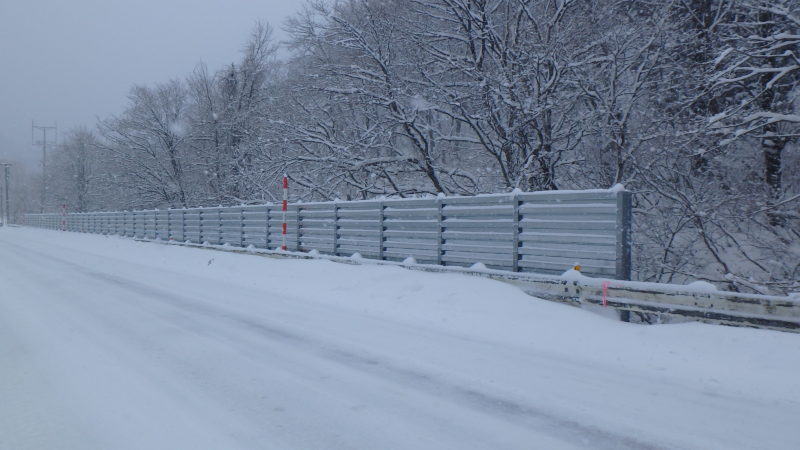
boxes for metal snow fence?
[23,189,633,279]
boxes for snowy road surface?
[1,228,798,450]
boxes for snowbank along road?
[0,227,798,449]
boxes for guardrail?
[24,189,633,279]
[122,238,800,333]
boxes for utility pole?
[0,163,10,226]
[32,121,57,213]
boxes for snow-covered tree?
[99,80,195,208]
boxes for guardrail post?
[378,200,385,261]
[436,197,443,266]
[512,193,520,272]
[616,190,633,281]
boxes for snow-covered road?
[1,227,798,450]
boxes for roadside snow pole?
[281,174,288,251]
[60,204,67,231]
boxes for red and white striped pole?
[281,174,288,251]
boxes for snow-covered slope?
[1,227,798,450]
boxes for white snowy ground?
[0,228,798,450]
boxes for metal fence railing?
[24,189,633,279]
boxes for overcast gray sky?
[0,0,300,168]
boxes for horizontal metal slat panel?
[383,209,437,219]
[442,242,514,253]
[299,219,334,227]
[519,232,615,246]
[300,236,334,244]
[519,204,616,216]
[300,230,334,239]
[521,219,616,232]
[442,231,514,242]
[337,237,381,248]
[382,198,436,208]
[442,206,513,218]
[382,251,438,260]
[440,195,512,206]
[337,210,381,219]
[337,249,380,258]
[337,229,380,238]
[384,241,438,251]
[518,246,616,261]
[517,192,617,202]
[296,203,332,211]
[441,254,513,267]
[336,200,382,209]
[443,220,513,230]
[383,230,437,239]
[384,222,437,230]
[520,253,616,268]
[300,210,334,219]
[337,220,380,229]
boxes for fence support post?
[218,208,223,245]
[265,206,271,249]
[296,206,301,251]
[332,202,338,256]
[436,197,443,266]
[512,193,520,272]
[240,207,245,247]
[616,190,633,281]
[378,200,385,261]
